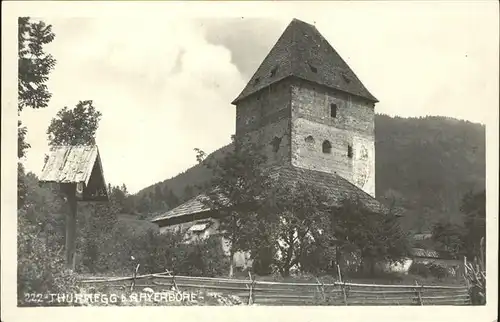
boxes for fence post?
[247,271,255,305]
[414,281,423,305]
[316,278,326,303]
[337,265,348,305]
[130,263,140,292]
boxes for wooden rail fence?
[80,272,471,306]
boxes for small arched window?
[347,144,353,158]
[330,104,337,118]
[322,140,332,154]
[270,136,282,153]
[305,135,315,144]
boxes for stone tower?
[232,19,378,197]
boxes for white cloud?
[21,17,244,193]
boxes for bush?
[427,263,448,279]
[175,236,230,277]
[252,246,275,275]
[409,262,431,277]
[18,214,78,306]
[84,222,230,278]
[409,261,449,279]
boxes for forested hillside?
[135,115,485,232]
[375,115,485,231]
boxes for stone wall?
[234,78,376,197]
[290,80,376,197]
[235,79,292,166]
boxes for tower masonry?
[232,19,378,197]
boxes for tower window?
[270,136,282,153]
[305,135,315,144]
[347,144,353,158]
[322,140,332,154]
[330,104,337,118]
[270,66,278,77]
[342,73,351,83]
[308,63,317,73]
[254,77,260,85]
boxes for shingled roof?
[151,165,387,226]
[152,194,211,223]
[271,165,387,213]
[40,145,103,185]
[232,18,378,104]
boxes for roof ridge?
[232,18,378,104]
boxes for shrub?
[175,236,230,277]
[18,214,78,306]
[409,262,431,277]
[252,246,275,276]
[86,222,230,278]
[409,261,449,279]
[427,263,448,279]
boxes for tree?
[431,220,465,257]
[18,17,57,210]
[18,17,56,112]
[195,136,272,277]
[331,198,410,275]
[46,100,102,146]
[460,190,486,259]
[268,181,331,277]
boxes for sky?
[18,2,499,194]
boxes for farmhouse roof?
[271,165,387,213]
[232,18,378,104]
[151,165,388,226]
[39,145,104,186]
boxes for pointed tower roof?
[232,19,378,104]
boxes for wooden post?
[316,277,326,303]
[414,281,423,305]
[62,183,77,270]
[130,263,140,292]
[247,271,255,305]
[337,265,348,305]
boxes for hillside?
[135,115,486,232]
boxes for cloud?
[21,18,245,193]
[202,18,286,78]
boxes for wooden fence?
[80,272,471,306]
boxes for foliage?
[86,224,228,277]
[18,17,56,112]
[194,136,272,276]
[376,115,485,232]
[409,262,449,280]
[464,238,486,305]
[18,17,56,206]
[18,121,30,159]
[428,189,485,261]
[431,220,465,257]
[17,172,77,306]
[18,163,28,208]
[331,198,411,275]
[46,100,102,146]
[267,181,331,277]
[426,263,449,280]
[408,262,431,278]
[460,190,486,259]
